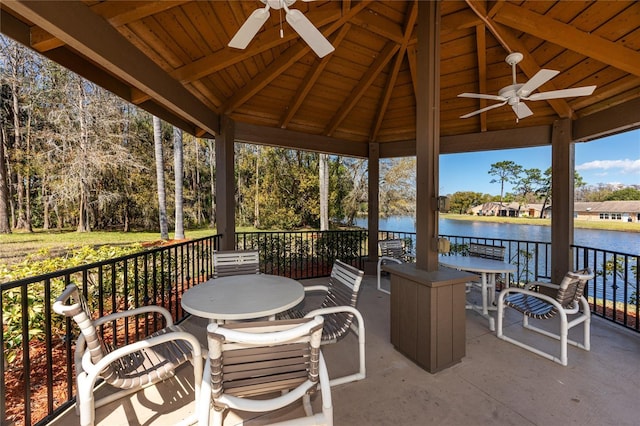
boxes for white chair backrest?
[378,239,405,260]
[213,250,260,278]
[469,243,505,261]
[206,317,324,398]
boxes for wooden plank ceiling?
[2,0,639,155]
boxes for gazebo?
[2,0,639,281]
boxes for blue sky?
[439,128,640,196]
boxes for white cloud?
[576,159,640,176]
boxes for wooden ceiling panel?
[185,2,226,52]
[3,0,638,149]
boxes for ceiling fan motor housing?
[264,0,297,9]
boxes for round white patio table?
[438,255,516,332]
[181,274,304,323]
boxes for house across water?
[470,200,640,222]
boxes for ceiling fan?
[228,0,335,58]
[458,52,596,121]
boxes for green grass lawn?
[0,228,219,266]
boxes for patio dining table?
[438,255,515,331]
[181,274,304,324]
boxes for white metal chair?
[496,268,594,366]
[277,259,366,387]
[376,239,414,294]
[53,284,203,426]
[213,249,260,278]
[197,317,333,426]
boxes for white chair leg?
[77,373,95,426]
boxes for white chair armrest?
[302,285,329,293]
[498,287,563,309]
[378,256,403,266]
[82,329,202,376]
[524,281,560,291]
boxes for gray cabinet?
[384,263,472,373]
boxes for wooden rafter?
[350,9,404,44]
[370,0,418,142]
[278,24,351,129]
[3,0,220,135]
[90,1,191,27]
[171,7,340,83]
[466,0,574,119]
[222,1,373,115]
[407,45,418,102]
[493,2,640,78]
[324,42,399,137]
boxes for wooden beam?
[370,0,418,142]
[222,41,312,114]
[407,45,418,102]
[325,42,399,136]
[350,8,404,43]
[235,122,368,158]
[441,8,481,35]
[279,24,351,128]
[89,1,191,27]
[573,97,640,142]
[4,0,220,135]
[465,0,511,52]
[440,125,553,153]
[493,2,640,78]
[30,26,64,51]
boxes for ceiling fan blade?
[458,93,506,101]
[525,85,597,101]
[228,7,270,49]
[460,101,507,119]
[285,9,334,58]
[516,69,560,97]
[512,102,533,119]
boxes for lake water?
[354,216,639,256]
[355,215,639,303]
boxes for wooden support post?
[415,0,441,271]
[367,143,380,273]
[216,115,236,250]
[551,118,574,282]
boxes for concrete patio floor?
[51,274,640,425]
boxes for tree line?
[0,37,417,235]
[447,160,639,215]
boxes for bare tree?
[207,138,216,228]
[173,126,184,239]
[153,116,169,240]
[0,127,10,233]
[319,153,329,230]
